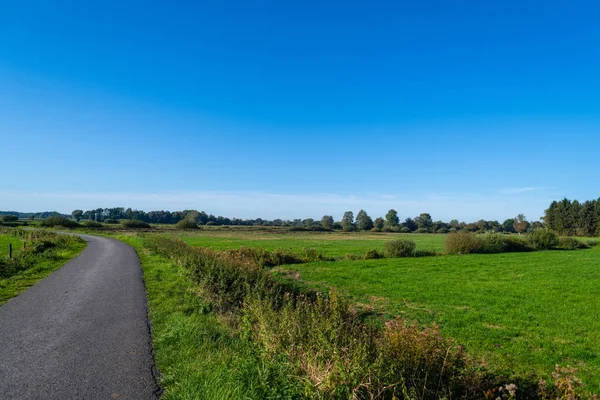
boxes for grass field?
[0,234,23,259]
[178,231,446,257]
[276,245,600,391]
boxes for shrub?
[41,216,80,228]
[363,248,384,259]
[526,228,558,250]
[1,215,18,222]
[121,220,151,229]
[205,221,217,226]
[480,232,508,253]
[84,221,103,229]
[503,236,533,252]
[413,249,438,257]
[556,237,589,250]
[399,226,412,233]
[436,228,449,234]
[445,231,483,254]
[384,239,416,257]
[370,227,382,233]
[104,218,119,224]
[288,226,306,232]
[176,219,199,229]
[414,228,430,234]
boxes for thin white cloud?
[0,190,551,222]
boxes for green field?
[176,229,600,391]
[0,234,23,259]
[178,231,446,257]
[277,246,600,390]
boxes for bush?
[104,218,119,224]
[84,221,103,229]
[1,215,18,222]
[176,219,199,229]
[414,228,430,233]
[370,227,382,233]
[445,231,483,254]
[556,237,589,250]
[413,249,438,257]
[363,248,384,259]
[399,227,412,233]
[503,236,533,252]
[205,221,217,226]
[436,228,449,234]
[480,232,508,253]
[41,216,80,228]
[384,239,416,257]
[526,228,558,250]
[288,226,306,232]
[121,220,151,229]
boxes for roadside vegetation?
[0,228,85,304]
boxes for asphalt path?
[0,234,160,399]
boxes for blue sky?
[1,1,599,221]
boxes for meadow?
[178,229,600,392]
[178,231,446,257]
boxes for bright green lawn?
[0,234,23,258]
[278,246,600,391]
[179,231,445,257]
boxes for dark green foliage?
[556,237,589,250]
[544,197,600,237]
[356,209,373,231]
[121,220,151,229]
[41,215,80,228]
[341,211,355,231]
[84,221,103,228]
[363,248,384,259]
[175,219,199,229]
[414,227,430,233]
[445,231,484,254]
[436,228,449,234]
[413,249,438,257]
[400,226,412,233]
[1,215,18,222]
[104,218,119,224]
[373,217,385,230]
[385,209,399,227]
[384,239,416,257]
[526,228,559,250]
[320,215,334,230]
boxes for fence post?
[9,243,12,259]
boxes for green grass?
[0,234,23,259]
[0,233,86,305]
[117,235,308,399]
[278,246,600,391]
[179,231,446,257]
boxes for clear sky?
[1,1,599,222]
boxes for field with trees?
[3,197,600,398]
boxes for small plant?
[121,220,151,229]
[384,239,416,257]
[176,219,199,229]
[526,228,558,250]
[41,215,80,228]
[84,221,103,229]
[363,248,383,259]
[445,231,483,254]
[556,237,589,250]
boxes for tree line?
[543,197,600,236]
[69,207,541,234]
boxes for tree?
[356,210,373,231]
[415,213,433,231]
[502,218,515,233]
[403,218,417,232]
[71,210,83,221]
[374,217,385,229]
[341,211,355,231]
[321,215,334,230]
[385,209,399,227]
[304,218,315,228]
[513,214,529,235]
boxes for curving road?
[0,234,160,399]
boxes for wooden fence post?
[9,243,12,259]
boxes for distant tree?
[449,219,460,228]
[321,215,334,230]
[304,218,315,228]
[28,214,35,221]
[385,209,399,227]
[374,217,385,229]
[341,211,355,231]
[71,210,83,222]
[1,215,18,222]
[502,218,515,233]
[415,213,433,231]
[356,210,373,231]
[513,214,529,235]
[529,221,543,231]
[403,217,417,232]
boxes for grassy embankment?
[0,228,86,304]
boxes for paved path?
[0,234,160,399]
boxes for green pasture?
[278,245,600,390]
[178,231,446,257]
[0,234,23,258]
